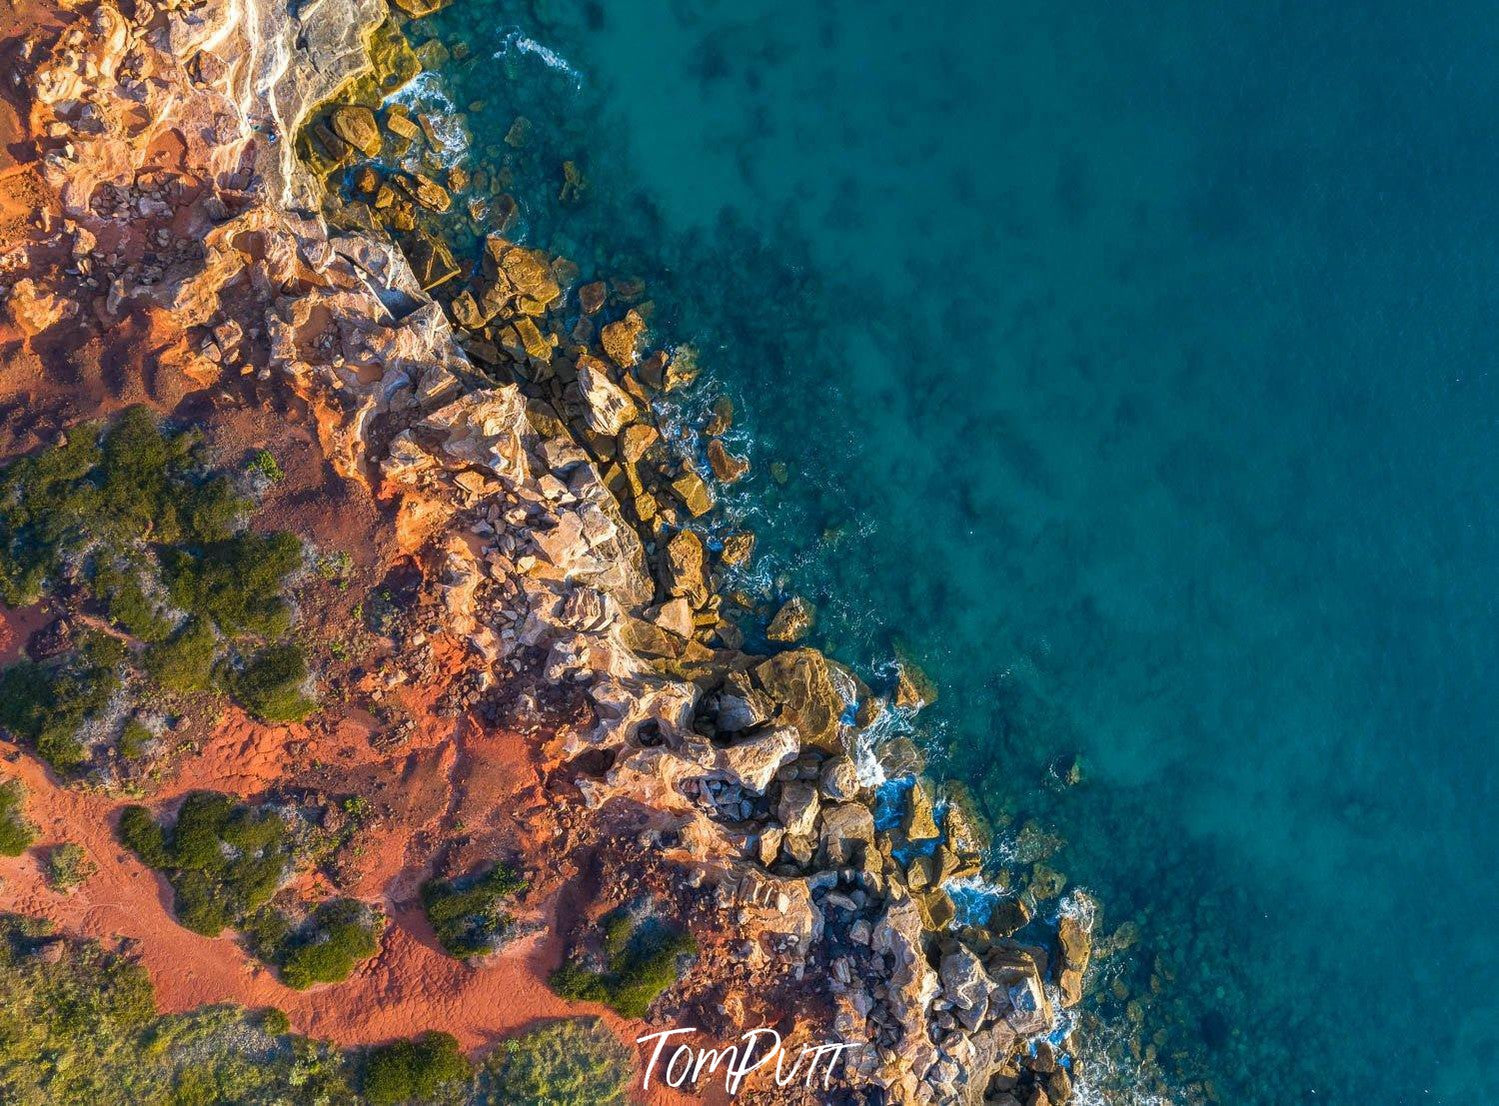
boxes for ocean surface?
[412,2,1499,1101]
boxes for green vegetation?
[0,914,634,1105]
[225,642,315,723]
[246,449,284,484]
[118,793,294,937]
[118,794,381,987]
[45,843,93,892]
[162,531,301,639]
[0,780,36,857]
[117,719,155,760]
[0,632,126,770]
[274,899,381,990]
[549,906,696,1018]
[0,913,358,1104]
[362,1032,470,1106]
[420,863,526,959]
[0,409,319,769]
[476,1018,631,1106]
[143,617,219,695]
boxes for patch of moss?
[362,1031,470,1106]
[477,1018,631,1106]
[420,863,526,959]
[0,780,37,857]
[549,907,696,1019]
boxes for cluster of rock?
[3,0,1098,1101]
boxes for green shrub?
[0,781,36,857]
[164,532,301,639]
[46,843,94,892]
[0,913,360,1103]
[478,1018,631,1106]
[277,899,380,990]
[0,631,126,772]
[420,863,526,959]
[143,617,218,694]
[95,561,175,644]
[247,449,284,484]
[117,806,169,868]
[226,642,315,723]
[116,792,294,938]
[118,719,155,759]
[549,909,696,1019]
[362,1031,470,1106]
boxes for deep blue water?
[412,2,1499,1100]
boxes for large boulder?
[716,727,798,793]
[940,943,992,1013]
[753,648,846,754]
[766,596,815,643]
[574,354,638,435]
[818,801,876,868]
[777,781,820,837]
[662,529,709,608]
[331,104,381,156]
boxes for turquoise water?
[414,2,1499,1101]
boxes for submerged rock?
[766,596,815,643]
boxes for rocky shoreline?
[1,0,1097,1101]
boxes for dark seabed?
[406,2,1499,1101]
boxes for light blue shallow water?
[417,2,1499,1100]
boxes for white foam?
[494,29,584,88]
[381,72,471,167]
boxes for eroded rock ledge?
[0,0,1094,1101]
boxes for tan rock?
[408,172,452,212]
[331,104,381,157]
[601,308,646,367]
[4,279,76,335]
[662,529,708,607]
[671,471,714,517]
[766,596,814,643]
[753,649,846,754]
[574,354,638,435]
[706,438,749,483]
[719,531,755,566]
[905,779,940,842]
[579,281,608,314]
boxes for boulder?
[575,354,638,435]
[707,438,750,483]
[719,530,755,566]
[819,756,860,801]
[717,727,798,793]
[671,471,714,517]
[766,596,815,643]
[776,781,820,837]
[579,281,608,314]
[940,944,992,1012]
[817,801,876,868]
[601,308,647,366]
[753,649,846,754]
[662,529,708,607]
[905,779,940,841]
[331,104,381,157]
